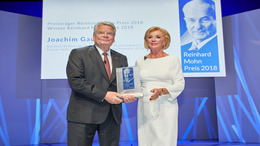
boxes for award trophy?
[116,66,143,98]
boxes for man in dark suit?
[66,21,136,146]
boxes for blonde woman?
[136,26,185,146]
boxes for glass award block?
[116,66,143,98]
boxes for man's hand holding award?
[116,66,143,102]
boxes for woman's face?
[146,30,166,50]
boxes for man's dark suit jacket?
[66,45,128,125]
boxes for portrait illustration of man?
[180,0,220,73]
[181,0,217,51]
[122,67,134,90]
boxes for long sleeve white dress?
[136,55,185,146]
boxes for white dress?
[136,55,185,146]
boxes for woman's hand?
[150,88,162,101]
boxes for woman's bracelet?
[160,88,164,96]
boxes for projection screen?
[41,0,225,79]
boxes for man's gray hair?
[183,0,216,19]
[93,21,116,36]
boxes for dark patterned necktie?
[103,52,111,79]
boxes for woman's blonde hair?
[144,26,171,50]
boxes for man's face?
[183,2,216,43]
[123,68,133,82]
[124,69,130,81]
[93,25,115,50]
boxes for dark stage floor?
[23,140,260,146]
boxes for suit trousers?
[67,107,121,146]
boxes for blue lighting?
[0,97,10,145]
[122,103,134,141]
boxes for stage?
[29,140,260,146]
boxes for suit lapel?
[110,50,119,82]
[89,46,110,82]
